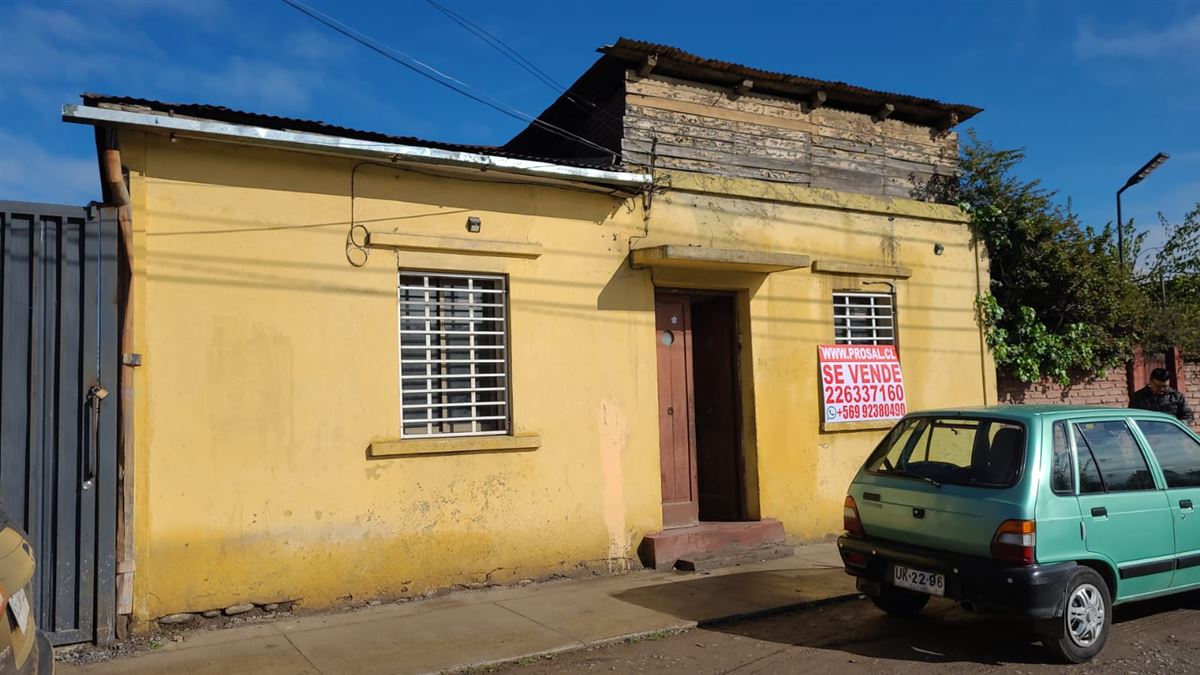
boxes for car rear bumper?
[838,534,1076,620]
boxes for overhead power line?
[423,0,623,132]
[426,0,565,92]
[279,0,618,160]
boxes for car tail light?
[844,551,868,567]
[843,495,865,536]
[991,519,1036,564]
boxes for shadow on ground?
[612,568,854,622]
[615,568,1200,668]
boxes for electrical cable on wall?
[629,137,671,268]
[346,161,373,267]
[345,158,640,268]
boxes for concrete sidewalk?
[58,542,855,675]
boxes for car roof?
[909,404,1183,424]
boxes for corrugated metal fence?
[1,201,118,645]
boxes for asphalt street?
[495,591,1200,674]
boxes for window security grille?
[399,271,510,438]
[833,292,895,345]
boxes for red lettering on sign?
[821,364,835,385]
[818,344,907,424]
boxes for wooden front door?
[655,295,698,528]
[691,295,744,521]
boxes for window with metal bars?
[833,291,895,345]
[398,271,510,438]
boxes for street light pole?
[1116,152,1170,269]
[1117,188,1125,264]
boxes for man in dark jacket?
[1130,368,1195,423]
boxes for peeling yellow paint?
[598,399,631,570]
[665,171,971,223]
[117,131,991,626]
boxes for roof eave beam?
[935,111,961,131]
[807,90,827,112]
[637,54,658,78]
[62,104,653,191]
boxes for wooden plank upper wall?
[620,71,958,201]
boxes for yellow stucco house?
[66,38,993,629]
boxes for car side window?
[1138,420,1200,488]
[1051,421,1074,494]
[1074,427,1105,494]
[1074,421,1156,492]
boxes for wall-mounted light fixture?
[934,243,944,255]
[466,216,481,233]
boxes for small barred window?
[398,271,510,438]
[833,292,895,345]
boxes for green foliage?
[958,132,1148,385]
[974,296,1107,385]
[1142,203,1200,355]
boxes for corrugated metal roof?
[82,37,981,174]
[80,94,612,169]
[599,38,982,127]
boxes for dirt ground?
[493,592,1200,674]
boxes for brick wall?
[998,355,1199,432]
[998,369,1129,407]
[1188,361,1200,432]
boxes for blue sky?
[1,0,1196,259]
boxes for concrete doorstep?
[57,542,855,675]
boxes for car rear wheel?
[1041,567,1111,663]
[870,586,930,617]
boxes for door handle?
[1182,500,1194,510]
[1091,507,1108,518]
[666,406,673,416]
[83,385,108,491]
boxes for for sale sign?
[818,344,907,424]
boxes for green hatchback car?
[838,405,1200,663]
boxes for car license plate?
[7,587,31,634]
[892,564,945,596]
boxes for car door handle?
[1091,507,1108,518]
[1182,500,1194,510]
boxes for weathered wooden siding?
[621,72,958,201]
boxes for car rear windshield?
[864,417,1026,488]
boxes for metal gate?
[1,201,118,645]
